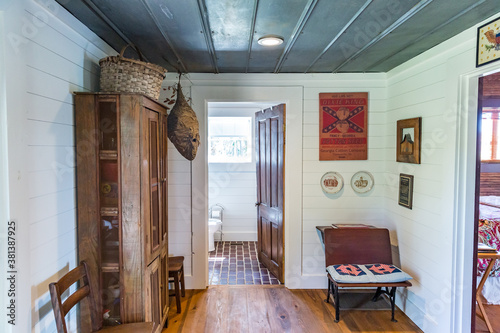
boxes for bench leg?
[372,287,382,302]
[334,284,340,323]
[325,278,331,303]
[389,287,397,322]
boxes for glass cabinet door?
[145,109,161,260]
[97,97,122,324]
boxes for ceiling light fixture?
[258,35,284,46]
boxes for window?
[481,108,500,161]
[208,117,252,163]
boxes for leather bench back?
[324,228,393,267]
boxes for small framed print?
[399,174,414,209]
[477,16,500,67]
[397,117,421,164]
[320,172,344,194]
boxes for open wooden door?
[255,104,285,283]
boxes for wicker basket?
[99,44,167,100]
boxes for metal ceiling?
[56,0,500,74]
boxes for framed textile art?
[319,92,368,161]
[477,16,500,67]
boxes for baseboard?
[396,290,431,332]
[215,231,257,242]
[285,274,328,289]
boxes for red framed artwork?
[319,92,368,161]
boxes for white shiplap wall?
[385,14,500,332]
[158,85,195,278]
[2,0,113,332]
[166,141,193,276]
[208,164,257,241]
[301,80,388,279]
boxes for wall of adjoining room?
[384,15,500,331]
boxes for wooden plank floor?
[163,286,422,333]
[476,302,500,332]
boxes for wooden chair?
[49,261,154,333]
[168,256,185,313]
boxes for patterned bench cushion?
[327,263,412,283]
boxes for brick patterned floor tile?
[208,241,280,286]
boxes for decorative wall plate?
[320,172,344,194]
[350,171,374,193]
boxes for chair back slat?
[61,285,90,316]
[324,228,393,267]
[55,264,87,294]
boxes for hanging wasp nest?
[167,84,200,161]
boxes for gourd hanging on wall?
[167,83,200,160]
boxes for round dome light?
[258,36,284,46]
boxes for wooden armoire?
[74,93,168,332]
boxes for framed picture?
[399,174,414,209]
[477,16,500,67]
[397,117,421,164]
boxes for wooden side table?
[477,251,500,333]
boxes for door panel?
[256,104,285,283]
[146,257,160,333]
[259,121,268,203]
[271,222,279,263]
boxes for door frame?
[453,64,500,332]
[188,85,303,289]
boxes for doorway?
[474,72,500,333]
[206,102,282,286]
[188,85,303,290]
